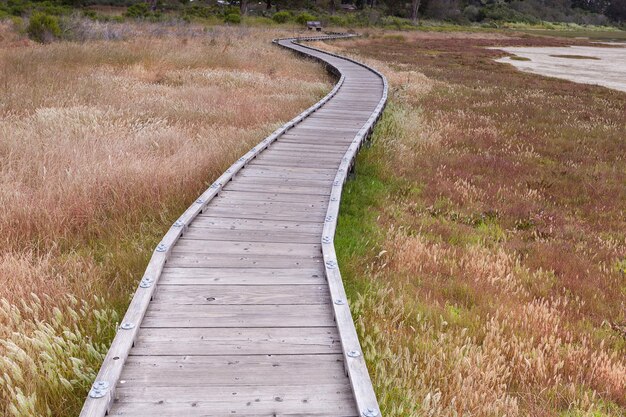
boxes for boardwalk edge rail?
[80,33,387,417]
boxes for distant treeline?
[1,0,625,25]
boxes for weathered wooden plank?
[268,144,348,153]
[183,228,321,244]
[239,168,335,179]
[291,126,360,134]
[190,216,323,232]
[209,195,329,208]
[165,253,323,269]
[278,132,353,140]
[143,304,335,327]
[272,136,350,144]
[205,204,327,218]
[211,190,329,204]
[118,354,348,386]
[200,208,326,222]
[152,284,329,305]
[257,152,343,162]
[159,267,325,285]
[111,384,358,416]
[250,158,340,169]
[131,327,341,355]
[299,120,366,129]
[222,183,333,195]
[241,165,338,174]
[172,240,321,256]
[257,149,342,159]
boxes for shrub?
[381,15,414,29]
[272,10,290,23]
[27,12,61,43]
[125,2,150,18]
[224,6,240,16]
[7,0,28,17]
[463,5,481,22]
[183,5,215,20]
[482,4,539,23]
[295,12,316,25]
[224,12,240,24]
[82,9,98,20]
[11,15,25,32]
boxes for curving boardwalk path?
[81,35,387,417]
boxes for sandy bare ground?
[495,44,626,92]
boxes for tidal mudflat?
[496,44,626,92]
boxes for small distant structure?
[307,21,322,31]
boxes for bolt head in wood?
[325,260,337,269]
[173,220,184,228]
[347,350,361,358]
[362,408,379,417]
[196,198,205,204]
[156,243,167,253]
[139,277,153,288]
[88,381,109,398]
[325,215,334,222]
[334,299,345,305]
[120,322,135,330]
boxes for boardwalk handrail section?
[80,33,387,417]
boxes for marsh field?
[0,20,625,417]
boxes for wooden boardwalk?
[81,34,387,417]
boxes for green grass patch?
[335,148,389,299]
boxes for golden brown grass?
[0,23,330,415]
[327,31,626,417]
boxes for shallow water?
[494,44,626,93]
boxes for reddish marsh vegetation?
[327,32,626,416]
[0,23,330,415]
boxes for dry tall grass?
[0,22,330,415]
[326,32,626,417]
